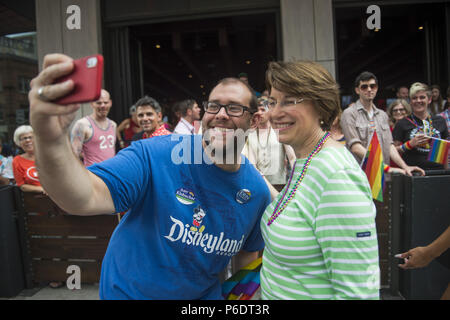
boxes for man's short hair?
[135,96,161,113]
[354,71,378,88]
[238,72,248,79]
[213,77,258,113]
[178,99,197,117]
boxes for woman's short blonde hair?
[409,82,431,99]
[265,60,341,131]
[387,99,411,123]
[13,125,33,147]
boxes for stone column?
[280,0,336,78]
[35,0,102,117]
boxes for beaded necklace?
[406,114,434,135]
[267,132,330,226]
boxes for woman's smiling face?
[268,87,321,153]
[410,90,431,115]
[19,132,35,154]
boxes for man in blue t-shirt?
[28,54,271,299]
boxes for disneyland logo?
[170,128,282,175]
[164,216,244,256]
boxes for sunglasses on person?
[359,83,378,90]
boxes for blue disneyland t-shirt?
[87,134,271,299]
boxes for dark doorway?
[104,13,278,124]
[335,2,449,110]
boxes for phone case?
[55,54,104,105]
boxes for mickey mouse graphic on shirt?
[190,205,206,233]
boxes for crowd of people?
[0,53,449,300]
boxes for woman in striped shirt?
[260,61,380,300]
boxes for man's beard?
[202,128,248,164]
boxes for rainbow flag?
[361,131,385,202]
[222,257,262,300]
[427,137,449,165]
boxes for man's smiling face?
[136,105,161,134]
[201,82,254,159]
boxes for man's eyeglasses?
[203,101,252,117]
[264,98,305,109]
[359,84,378,90]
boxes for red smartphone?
[54,54,103,105]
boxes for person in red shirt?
[12,125,47,195]
[116,105,142,148]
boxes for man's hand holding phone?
[27,53,115,218]
[29,54,103,143]
[29,54,81,143]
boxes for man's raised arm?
[29,54,115,215]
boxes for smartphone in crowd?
[54,54,103,105]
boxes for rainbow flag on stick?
[427,137,449,165]
[222,257,262,300]
[361,131,385,202]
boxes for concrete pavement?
[7,283,99,300]
[4,285,402,300]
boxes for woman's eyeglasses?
[265,98,305,109]
[19,135,34,141]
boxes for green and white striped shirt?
[260,146,380,300]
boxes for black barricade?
[391,170,450,300]
[0,185,26,297]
